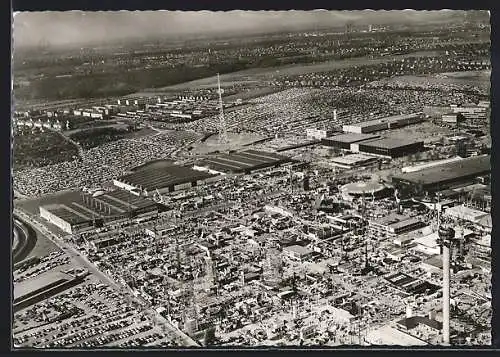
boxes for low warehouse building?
[14,271,86,312]
[283,245,313,262]
[357,138,424,158]
[392,155,491,196]
[330,154,379,169]
[342,113,423,134]
[114,164,216,195]
[194,150,292,175]
[40,189,160,234]
[321,133,380,151]
[40,204,94,234]
[369,213,427,238]
[402,157,464,173]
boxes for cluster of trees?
[14,130,79,170]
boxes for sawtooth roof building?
[194,150,292,175]
[114,164,217,195]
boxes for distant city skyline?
[13,10,488,49]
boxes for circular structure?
[340,181,391,201]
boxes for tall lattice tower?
[216,73,229,144]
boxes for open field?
[191,131,267,154]
[122,127,159,139]
[29,231,61,258]
[16,190,82,216]
[130,159,175,172]
[383,121,456,144]
[63,122,126,136]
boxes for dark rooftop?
[42,204,92,225]
[370,213,414,227]
[41,189,159,226]
[118,164,215,191]
[198,150,291,174]
[323,133,380,143]
[392,155,491,186]
[396,316,442,331]
[360,138,423,149]
[349,113,421,128]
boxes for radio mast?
[217,73,228,144]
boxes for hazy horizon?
[13,10,489,49]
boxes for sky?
[12,10,486,49]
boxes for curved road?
[13,218,38,264]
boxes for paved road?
[13,208,199,347]
[12,217,38,263]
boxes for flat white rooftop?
[331,154,378,166]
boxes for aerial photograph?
[11,10,491,347]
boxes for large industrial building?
[40,204,95,234]
[443,205,491,230]
[321,133,423,158]
[369,213,427,238]
[392,155,491,196]
[402,157,464,173]
[114,164,216,195]
[357,138,424,158]
[342,113,423,134]
[321,133,380,151]
[14,271,87,312]
[193,150,292,175]
[40,189,160,233]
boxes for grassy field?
[130,158,175,172]
[16,190,82,216]
[28,231,61,259]
[123,127,158,139]
[384,121,456,144]
[191,131,267,154]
